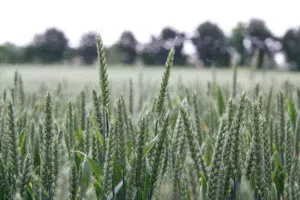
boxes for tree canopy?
[2,19,300,70]
[79,32,98,64]
[28,28,69,63]
[118,31,138,64]
[282,28,300,70]
[192,22,230,67]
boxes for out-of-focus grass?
[1,65,299,92]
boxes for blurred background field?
[1,65,299,92]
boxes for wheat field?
[0,36,299,200]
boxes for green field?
[1,65,299,92]
[1,60,300,199]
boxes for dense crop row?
[0,36,300,200]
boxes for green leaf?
[75,129,84,148]
[143,158,152,200]
[75,151,103,181]
[80,158,91,199]
[113,156,123,181]
[143,135,158,157]
[18,126,27,154]
[287,98,296,130]
[92,178,103,197]
[270,183,278,200]
[217,85,225,116]
[202,135,213,166]
[108,181,123,200]
[200,173,207,200]
[94,126,104,145]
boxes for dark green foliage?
[141,27,186,65]
[247,19,274,69]
[118,31,138,64]
[282,27,300,70]
[27,28,69,63]
[192,21,230,66]
[229,23,246,65]
[79,32,98,64]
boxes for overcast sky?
[1,0,299,48]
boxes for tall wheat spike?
[295,116,300,156]
[231,93,246,185]
[149,114,170,200]
[278,91,286,164]
[96,35,110,110]
[116,97,127,198]
[180,104,207,180]
[102,127,116,200]
[66,100,75,158]
[232,64,237,100]
[193,92,203,146]
[155,48,175,117]
[41,92,54,199]
[97,35,110,159]
[285,118,293,175]
[80,90,86,131]
[6,101,19,196]
[207,116,227,200]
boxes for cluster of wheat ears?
[0,35,300,200]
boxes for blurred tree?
[29,28,68,63]
[229,23,246,65]
[161,27,186,65]
[106,44,122,64]
[64,47,78,62]
[118,31,138,64]
[192,21,230,67]
[0,43,25,63]
[78,32,98,64]
[246,19,274,68]
[282,28,300,70]
[141,27,187,65]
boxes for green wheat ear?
[92,88,103,136]
[41,92,54,199]
[285,118,293,175]
[116,97,127,198]
[66,100,75,157]
[7,101,19,193]
[232,64,237,100]
[207,115,227,200]
[180,104,207,180]
[278,91,285,165]
[103,127,116,200]
[96,35,110,110]
[156,48,175,116]
[193,91,203,146]
[80,90,86,130]
[150,113,170,199]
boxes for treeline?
[1,18,300,69]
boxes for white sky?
[1,0,299,48]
